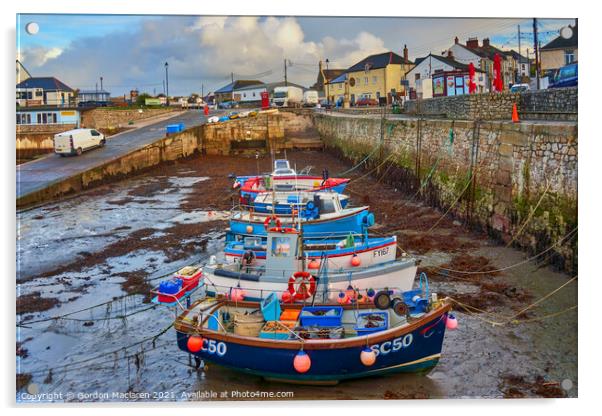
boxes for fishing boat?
[229,192,374,237]
[224,233,397,271]
[246,190,349,214]
[202,227,416,302]
[234,159,350,202]
[174,282,453,385]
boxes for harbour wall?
[313,113,578,272]
[404,88,578,121]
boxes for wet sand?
[16,150,577,401]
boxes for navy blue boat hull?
[176,310,449,384]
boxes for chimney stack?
[447,50,454,59]
[483,38,490,47]
[454,36,459,44]
[403,44,408,63]
[466,37,479,49]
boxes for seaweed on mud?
[16,292,60,315]
[500,374,567,398]
[16,373,32,391]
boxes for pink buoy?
[187,336,203,353]
[230,288,245,302]
[293,350,311,373]
[360,347,376,366]
[446,313,458,330]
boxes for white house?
[405,53,488,98]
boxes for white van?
[54,128,106,156]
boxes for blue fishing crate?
[260,292,281,321]
[354,312,388,336]
[300,306,343,327]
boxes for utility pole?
[517,25,521,83]
[201,83,204,98]
[164,62,169,105]
[284,59,288,86]
[231,72,234,83]
[533,18,540,90]
[100,76,103,91]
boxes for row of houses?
[212,79,307,105]
[317,24,577,103]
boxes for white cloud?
[19,46,63,68]
[20,16,391,95]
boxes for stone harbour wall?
[313,113,578,272]
[405,87,578,121]
[17,124,78,159]
[80,107,179,129]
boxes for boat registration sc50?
[370,334,413,356]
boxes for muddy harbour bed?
[16,150,577,401]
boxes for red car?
[355,97,378,106]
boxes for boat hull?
[230,207,371,237]
[240,176,349,201]
[203,260,417,302]
[176,306,449,384]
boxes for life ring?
[242,250,256,266]
[263,215,281,230]
[288,272,317,301]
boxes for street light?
[325,58,330,103]
[164,62,169,106]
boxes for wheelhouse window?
[271,236,292,257]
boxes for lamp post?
[164,62,169,105]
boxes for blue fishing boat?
[248,191,349,214]
[174,287,453,385]
[229,192,374,237]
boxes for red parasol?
[468,62,477,94]
[493,53,503,92]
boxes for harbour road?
[16,109,217,200]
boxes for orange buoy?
[187,336,204,353]
[246,225,254,234]
[281,291,293,303]
[512,103,519,123]
[360,347,376,366]
[293,350,311,373]
[308,259,320,270]
[351,254,361,267]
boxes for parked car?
[510,83,530,93]
[54,128,105,156]
[355,97,378,107]
[549,63,578,88]
[218,101,236,109]
[317,99,333,109]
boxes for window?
[415,73,420,81]
[318,199,336,214]
[16,113,31,124]
[372,76,377,84]
[252,92,256,97]
[338,83,342,90]
[271,236,292,257]
[36,112,57,124]
[565,50,575,65]
[364,77,368,85]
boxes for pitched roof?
[413,54,485,73]
[541,24,578,50]
[347,51,413,72]
[215,80,263,94]
[328,73,347,84]
[323,68,345,82]
[234,81,306,92]
[16,76,73,91]
[503,50,530,63]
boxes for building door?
[455,76,465,95]
[350,94,355,105]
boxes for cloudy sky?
[16,14,575,96]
